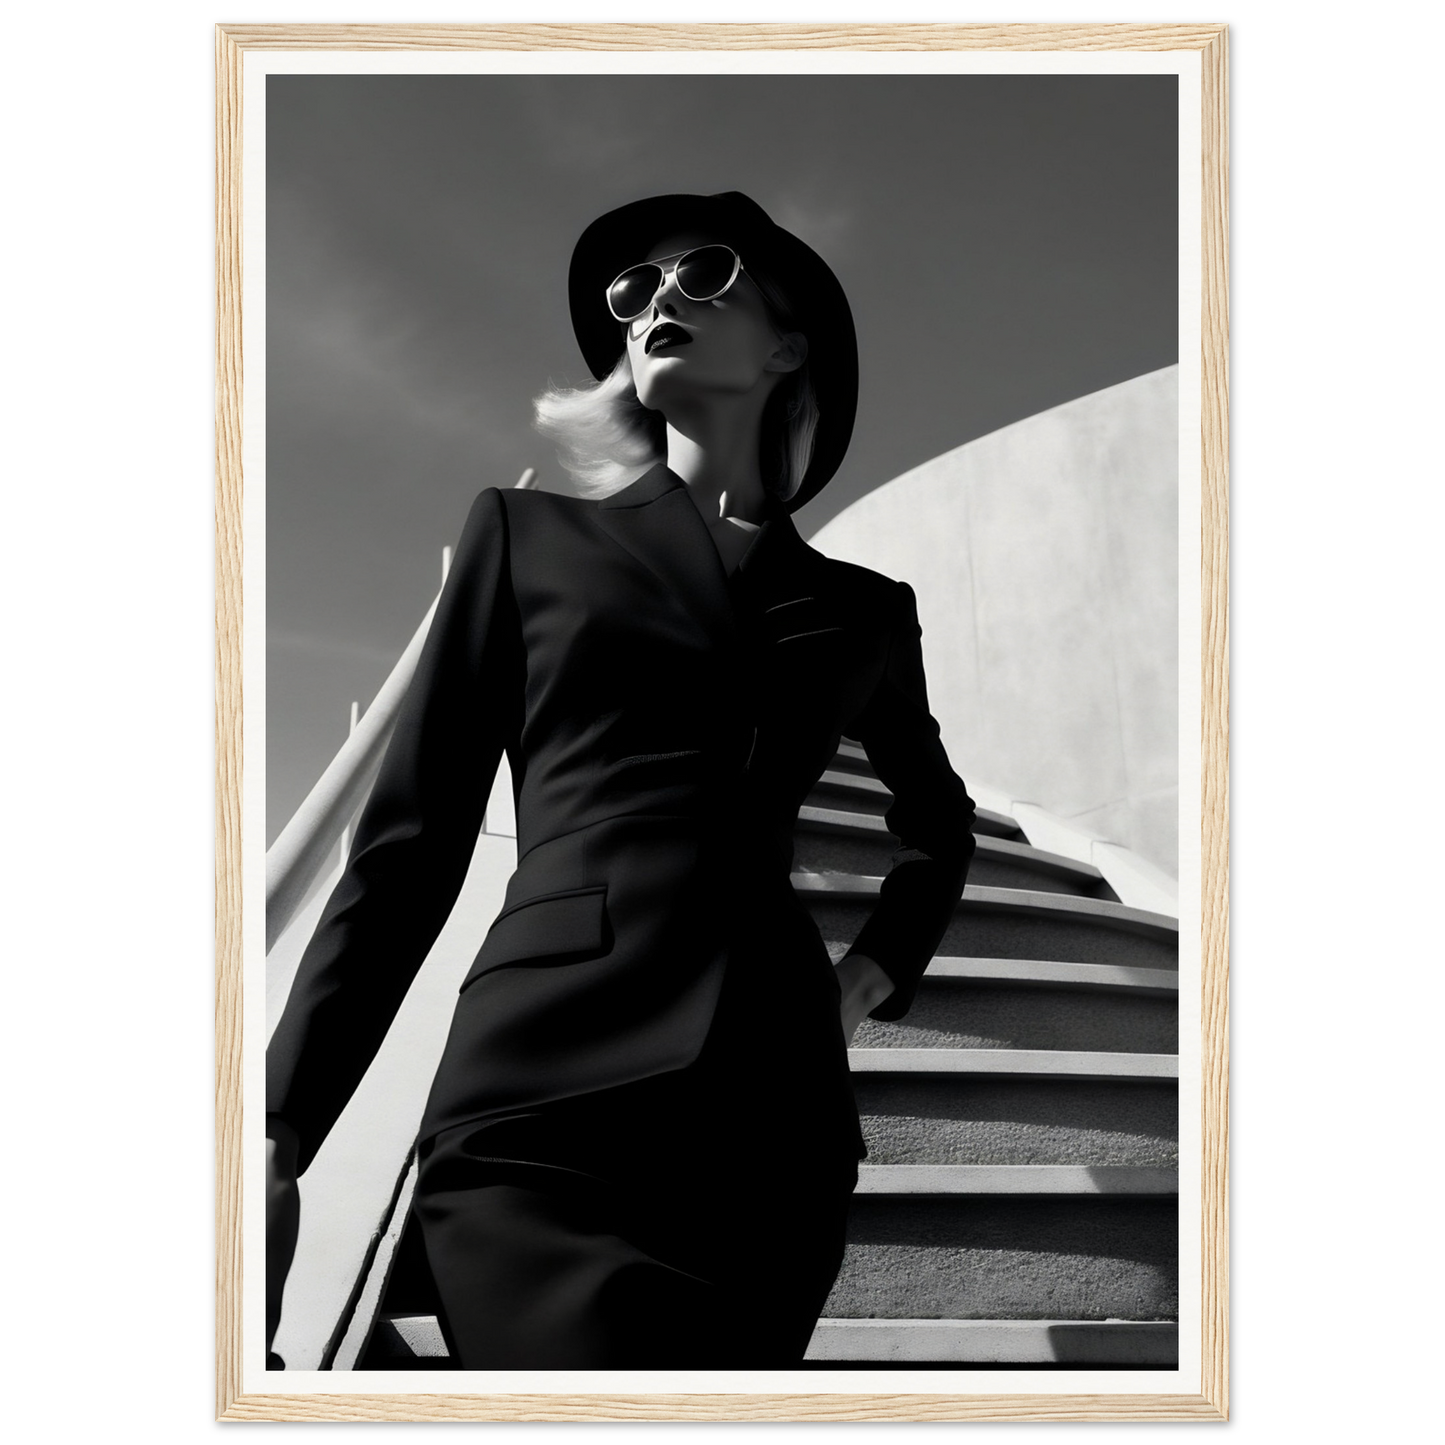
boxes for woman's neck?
[663,397,771,526]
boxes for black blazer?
[268,463,977,1174]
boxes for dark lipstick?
[645,323,692,354]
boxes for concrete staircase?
[352,739,1180,1370]
[802,741,1179,1367]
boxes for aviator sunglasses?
[605,244,745,323]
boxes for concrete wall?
[810,366,1179,876]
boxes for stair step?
[849,1049,1178,1081]
[829,743,1028,845]
[795,874,1177,939]
[857,1076,1178,1167]
[856,1164,1176,1195]
[819,766,891,798]
[828,740,880,777]
[828,1195,1177,1321]
[810,771,1021,839]
[812,896,1178,971]
[855,981,1176,1055]
[368,1313,449,1361]
[926,957,1178,996]
[364,1314,1180,1368]
[795,810,1111,898]
[799,804,1103,881]
[806,1318,1178,1366]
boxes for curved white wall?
[811,366,1179,876]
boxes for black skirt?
[412,927,862,1369]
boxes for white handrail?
[338,700,360,861]
[265,592,441,951]
[264,469,537,951]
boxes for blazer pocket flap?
[459,885,609,993]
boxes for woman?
[266,192,977,1369]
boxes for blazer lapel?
[594,464,740,653]
[732,505,830,622]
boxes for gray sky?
[266,73,1177,840]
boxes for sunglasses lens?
[675,245,738,300]
[606,247,740,320]
[607,264,664,320]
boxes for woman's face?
[622,231,806,414]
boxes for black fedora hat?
[568,191,857,512]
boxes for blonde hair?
[532,355,664,499]
[533,269,821,504]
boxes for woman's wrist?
[836,952,895,1011]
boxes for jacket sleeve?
[266,487,522,1174]
[843,580,976,1021]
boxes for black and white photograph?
[254,52,1198,1393]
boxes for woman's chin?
[635,363,701,410]
[638,367,770,413]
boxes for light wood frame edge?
[215,21,1229,1423]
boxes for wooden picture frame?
[217,22,1228,1423]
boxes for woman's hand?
[834,953,894,1045]
[265,1117,301,1362]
